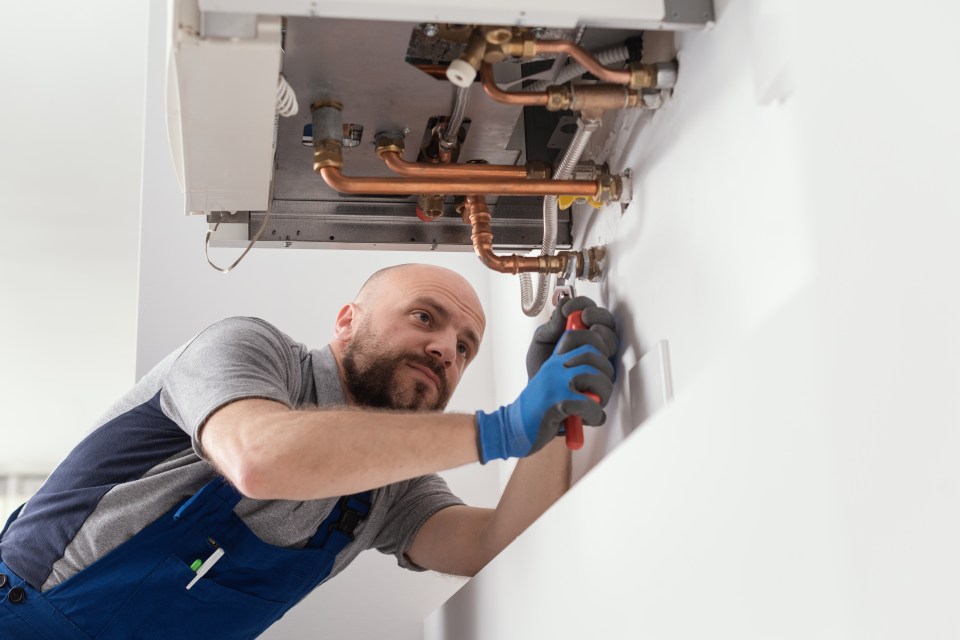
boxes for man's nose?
[427,335,456,368]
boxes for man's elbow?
[229,458,277,500]
[202,399,295,500]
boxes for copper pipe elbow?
[463,196,568,275]
[534,40,633,86]
[481,63,549,107]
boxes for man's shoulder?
[196,317,309,356]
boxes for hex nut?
[546,86,572,112]
[313,140,343,169]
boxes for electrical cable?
[204,210,271,273]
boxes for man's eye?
[414,312,430,323]
[457,343,469,357]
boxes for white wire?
[204,210,271,274]
[276,74,299,117]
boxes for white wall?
[429,0,960,636]
[138,2,505,638]
[0,1,148,472]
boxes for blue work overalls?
[0,476,371,639]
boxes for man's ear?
[334,303,357,343]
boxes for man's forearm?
[204,398,480,500]
[480,437,572,558]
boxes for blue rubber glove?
[475,343,615,463]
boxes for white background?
[3,0,959,638]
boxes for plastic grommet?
[446,59,477,88]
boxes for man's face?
[338,266,486,412]
[341,323,452,410]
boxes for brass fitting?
[538,253,570,273]
[545,84,643,113]
[525,161,552,180]
[595,171,624,203]
[417,194,445,219]
[460,29,489,72]
[628,61,679,90]
[545,85,573,111]
[480,26,513,46]
[374,131,406,158]
[493,32,537,61]
[574,246,607,281]
[310,99,343,112]
[628,63,658,89]
[313,139,344,170]
[311,100,345,169]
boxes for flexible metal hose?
[524,45,631,92]
[520,117,600,316]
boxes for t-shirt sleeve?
[159,317,304,459]
[372,474,465,572]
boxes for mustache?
[404,353,447,388]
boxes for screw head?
[421,23,439,38]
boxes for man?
[0,263,616,639]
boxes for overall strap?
[309,492,372,555]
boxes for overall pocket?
[96,554,285,640]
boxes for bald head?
[354,264,486,332]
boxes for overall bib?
[0,477,371,639]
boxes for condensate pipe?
[378,150,529,179]
[463,195,570,275]
[317,166,597,197]
[441,85,471,150]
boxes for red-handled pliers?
[563,309,600,450]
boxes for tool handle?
[563,310,599,450]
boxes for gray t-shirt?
[0,317,463,592]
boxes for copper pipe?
[534,40,632,86]
[318,166,597,197]
[481,63,549,106]
[379,150,528,179]
[437,144,455,164]
[463,196,568,275]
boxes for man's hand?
[526,296,617,378]
[476,338,615,463]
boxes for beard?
[341,331,450,411]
